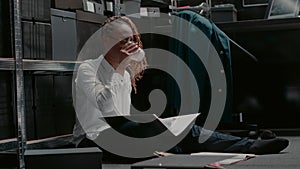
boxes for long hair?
[102,16,147,93]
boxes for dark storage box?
[33,76,55,139]
[123,0,141,16]
[0,72,14,140]
[25,147,102,169]
[211,5,237,23]
[52,76,75,135]
[0,0,12,58]
[76,10,106,56]
[24,75,35,140]
[0,151,18,169]
[22,0,51,21]
[51,9,106,60]
[24,75,75,139]
[51,9,77,60]
[234,0,268,20]
[22,21,52,60]
[52,0,83,10]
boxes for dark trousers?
[78,122,256,155]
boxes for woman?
[72,16,289,157]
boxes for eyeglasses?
[120,36,134,44]
[109,35,134,44]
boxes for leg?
[177,124,255,154]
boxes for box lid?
[212,4,237,12]
[51,8,76,19]
[76,10,107,24]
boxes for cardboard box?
[211,4,237,23]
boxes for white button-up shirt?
[73,55,132,145]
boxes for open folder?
[101,113,199,137]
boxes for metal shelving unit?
[0,58,15,70]
[1,2,121,168]
[0,1,82,168]
[0,138,18,152]
[0,58,80,71]
[23,59,80,71]
[1,1,120,168]
[11,0,27,168]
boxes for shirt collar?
[101,57,115,73]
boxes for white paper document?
[191,152,256,165]
[159,114,199,136]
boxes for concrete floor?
[1,136,298,169]
[102,137,300,169]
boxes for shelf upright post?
[114,0,121,16]
[12,0,27,168]
[207,0,212,20]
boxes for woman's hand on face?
[120,41,139,57]
[115,42,137,75]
